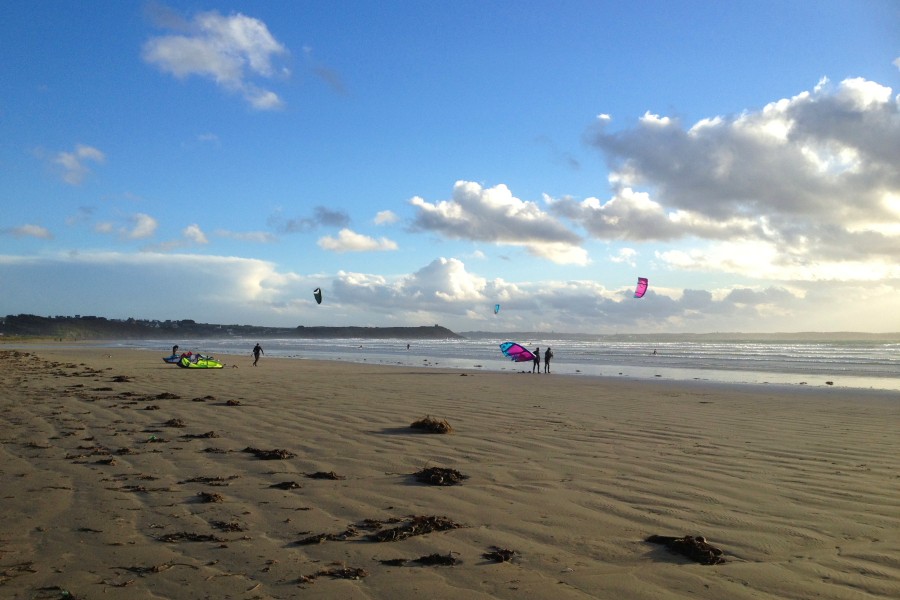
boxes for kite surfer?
[532,347,541,373]
[544,347,553,373]
[251,343,264,366]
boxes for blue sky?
[2,1,899,333]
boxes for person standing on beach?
[544,347,553,373]
[252,343,264,366]
[172,344,179,356]
[532,347,541,373]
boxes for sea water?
[107,335,900,392]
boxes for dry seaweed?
[179,475,239,485]
[413,553,459,566]
[192,395,216,402]
[183,431,219,439]
[226,399,241,406]
[380,553,459,567]
[270,481,302,489]
[414,466,467,486]
[155,392,180,400]
[317,566,368,580]
[164,418,186,428]
[482,546,518,562]
[210,520,246,532]
[196,491,224,503]
[410,415,453,433]
[369,515,463,542]
[242,447,296,459]
[157,531,224,543]
[645,534,727,565]
[379,558,407,566]
[295,527,358,545]
[305,471,344,480]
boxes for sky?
[1,1,899,334]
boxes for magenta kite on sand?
[499,342,536,362]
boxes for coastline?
[1,347,898,599]
[7,336,899,392]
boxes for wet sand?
[1,347,898,599]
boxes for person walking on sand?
[251,343,264,366]
[544,347,553,373]
[532,347,541,373]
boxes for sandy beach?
[1,347,898,599]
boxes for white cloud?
[571,74,900,282]
[183,224,208,244]
[0,251,896,332]
[95,213,158,240]
[142,10,288,110]
[317,228,398,253]
[410,181,586,264]
[610,247,637,266]
[54,144,105,185]
[2,224,53,239]
[128,213,158,239]
[374,210,398,225]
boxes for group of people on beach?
[532,346,553,373]
[172,343,265,366]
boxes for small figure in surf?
[532,347,541,373]
[252,343,264,366]
[544,347,553,373]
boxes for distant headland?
[0,314,464,341]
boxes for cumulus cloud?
[128,213,158,239]
[269,206,351,233]
[409,181,588,265]
[558,75,900,282]
[142,9,288,110]
[182,224,208,244]
[374,210,398,225]
[54,144,105,185]
[2,224,53,239]
[317,228,398,253]
[1,251,896,331]
[95,213,158,240]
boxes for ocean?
[103,334,900,393]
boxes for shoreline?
[6,338,900,393]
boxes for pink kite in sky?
[634,277,649,298]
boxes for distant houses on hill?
[0,314,463,340]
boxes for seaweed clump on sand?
[196,491,224,503]
[306,471,345,480]
[295,527,358,545]
[645,534,727,565]
[414,466,467,486]
[270,481,302,489]
[157,531,224,543]
[410,415,453,434]
[482,546,518,562]
[380,553,459,567]
[242,447,296,460]
[369,515,463,542]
